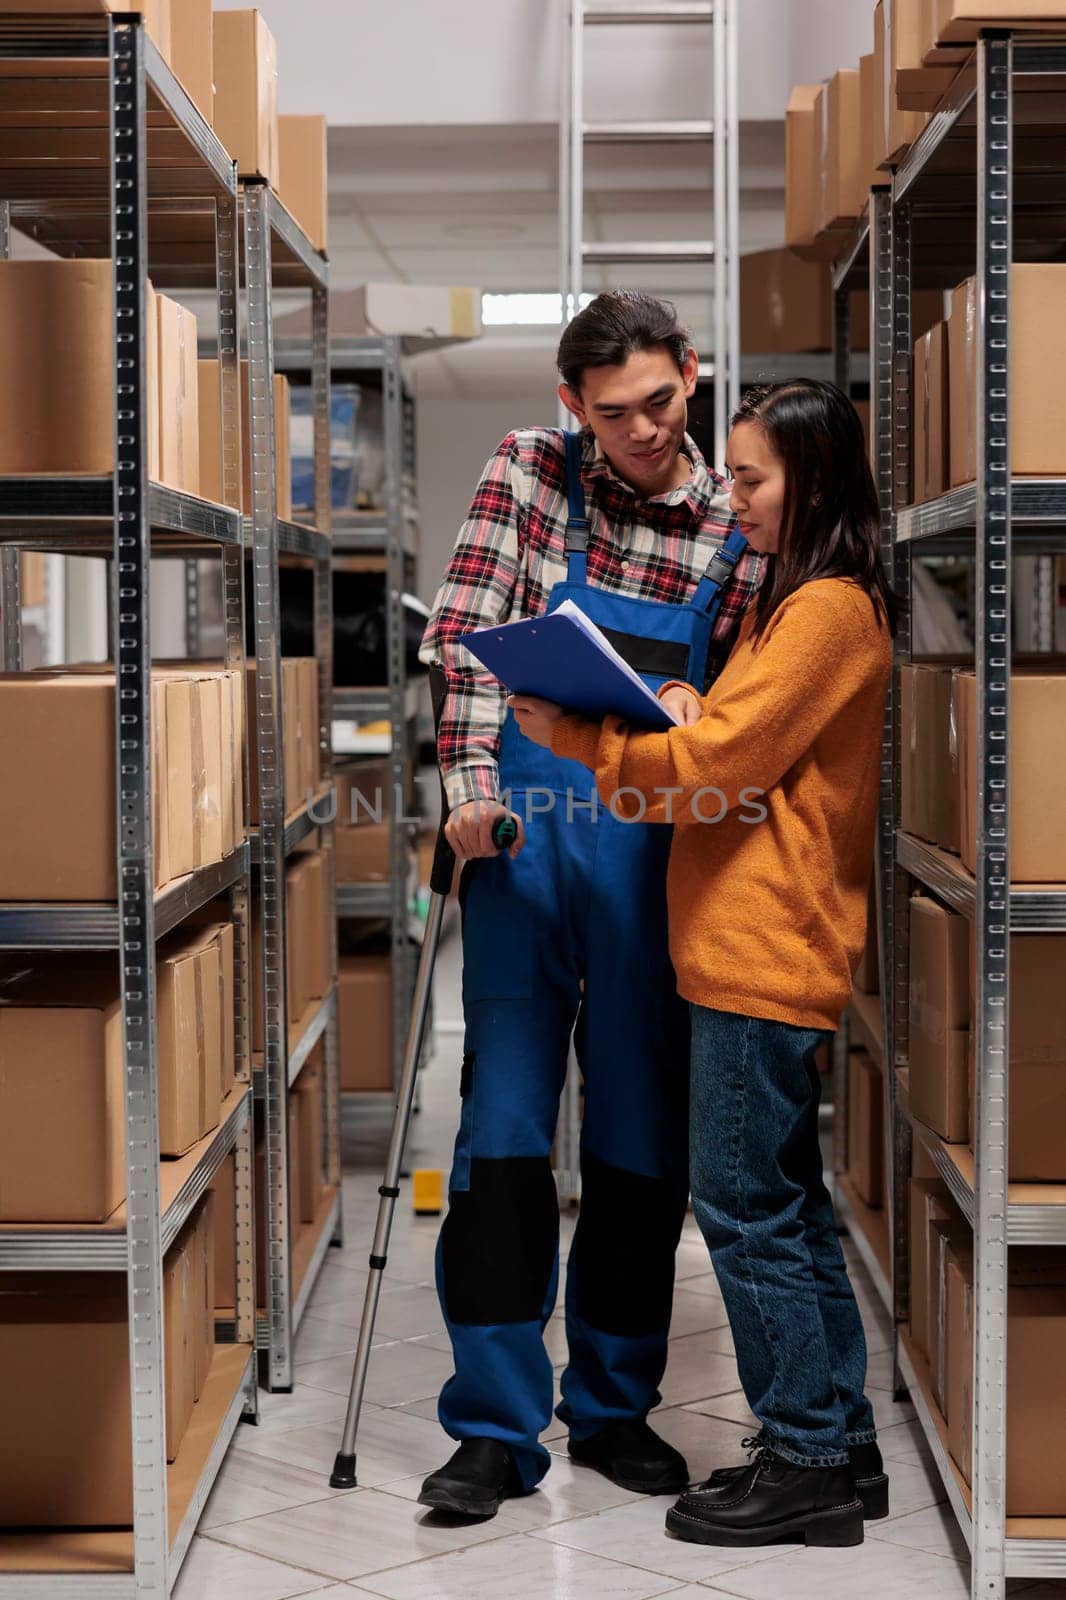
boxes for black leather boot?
[418,1439,525,1519]
[705,1431,889,1519]
[569,1418,689,1494]
[665,1442,864,1548]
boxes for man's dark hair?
[557,290,692,393]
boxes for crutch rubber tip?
[330,1452,358,1489]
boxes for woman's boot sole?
[665,1498,865,1548]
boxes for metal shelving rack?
[274,331,423,1097]
[833,34,1066,1597]
[0,16,256,1596]
[242,185,341,1392]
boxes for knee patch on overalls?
[441,1155,559,1325]
[571,1153,687,1337]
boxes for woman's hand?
[507,694,565,749]
[658,683,703,726]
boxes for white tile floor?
[177,932,1064,1600]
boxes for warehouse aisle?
[177,936,1061,1600]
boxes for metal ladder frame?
[559,0,740,466]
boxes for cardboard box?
[957,669,1066,881]
[901,660,970,853]
[740,248,831,353]
[277,113,328,255]
[209,1152,237,1308]
[848,1048,885,1206]
[934,0,1066,42]
[929,1216,969,1409]
[875,0,930,167]
[949,267,1066,485]
[945,1238,973,1458]
[339,953,392,1091]
[912,1135,940,1180]
[181,923,225,1136]
[0,959,125,1222]
[0,670,210,899]
[947,1245,1066,1513]
[303,848,332,1002]
[908,1176,951,1356]
[909,895,970,1141]
[0,1275,133,1525]
[968,928,1066,1178]
[283,656,301,819]
[217,919,237,1097]
[894,0,958,107]
[157,929,208,1157]
[853,876,880,995]
[0,260,118,475]
[212,8,279,184]
[20,551,46,608]
[345,282,482,340]
[157,294,200,495]
[912,322,949,503]
[336,820,391,884]
[170,0,213,124]
[294,1049,324,1223]
[859,51,880,201]
[190,1192,214,1402]
[164,1234,194,1459]
[785,84,824,257]
[285,854,314,1027]
[0,0,169,52]
[819,69,862,234]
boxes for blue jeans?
[689,1005,877,1468]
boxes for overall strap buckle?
[561,427,590,555]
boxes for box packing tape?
[193,949,206,1100]
[190,681,207,869]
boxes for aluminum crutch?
[330,669,516,1489]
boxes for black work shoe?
[568,1418,689,1495]
[705,1432,890,1520]
[417,1439,524,1519]
[665,1443,864,1548]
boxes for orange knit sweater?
[551,578,891,1031]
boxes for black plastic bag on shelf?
[246,566,431,686]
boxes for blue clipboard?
[462,601,677,732]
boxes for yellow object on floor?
[412,1169,443,1216]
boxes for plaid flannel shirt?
[420,425,765,810]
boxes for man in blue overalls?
[418,291,763,1518]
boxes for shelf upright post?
[110,17,169,1595]
[184,558,201,655]
[384,335,411,1090]
[217,179,258,1399]
[886,188,915,1357]
[244,181,294,1390]
[971,33,1013,1600]
[834,283,850,396]
[312,280,343,1203]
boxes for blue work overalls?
[437,429,748,1489]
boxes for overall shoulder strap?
[560,427,590,582]
[690,525,749,616]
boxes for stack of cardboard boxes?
[250,844,333,1053]
[0,1192,215,1524]
[909,1147,1066,1516]
[0,665,244,901]
[786,1,1066,262]
[911,265,1066,505]
[245,656,321,826]
[0,919,237,1223]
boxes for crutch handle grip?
[429,811,519,897]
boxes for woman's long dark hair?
[733,379,901,640]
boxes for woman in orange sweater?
[511,380,895,1552]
